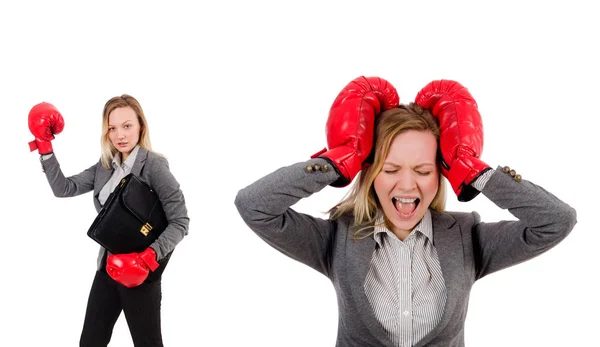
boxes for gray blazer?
[235,158,577,347]
[41,147,189,269]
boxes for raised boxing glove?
[312,76,399,187]
[28,102,65,155]
[415,80,491,202]
[106,248,160,288]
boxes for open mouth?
[392,197,420,218]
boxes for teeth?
[393,197,417,204]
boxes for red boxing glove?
[415,80,491,202]
[312,76,399,187]
[106,248,160,288]
[28,102,65,155]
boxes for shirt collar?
[112,145,140,170]
[373,209,433,247]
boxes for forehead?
[384,130,437,163]
[108,106,137,124]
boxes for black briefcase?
[87,173,168,254]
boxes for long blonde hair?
[330,102,446,238]
[100,94,153,169]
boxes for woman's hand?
[415,80,491,202]
[313,76,399,187]
[28,102,64,155]
[106,248,159,288]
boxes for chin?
[390,209,426,232]
[113,145,129,153]
[393,220,420,232]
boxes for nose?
[394,170,417,191]
[116,129,125,139]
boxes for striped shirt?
[364,210,446,347]
[364,169,495,346]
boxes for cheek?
[422,176,439,197]
[373,174,392,201]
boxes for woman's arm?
[473,166,577,279]
[40,153,97,197]
[235,158,340,277]
[145,155,190,261]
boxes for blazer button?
[305,165,313,173]
[321,164,329,173]
[503,166,511,174]
[515,174,522,182]
[509,169,516,177]
[314,164,321,172]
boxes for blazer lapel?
[93,161,113,208]
[345,224,396,346]
[130,147,149,178]
[415,211,464,346]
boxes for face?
[108,106,140,162]
[373,130,439,237]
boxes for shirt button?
[403,310,409,316]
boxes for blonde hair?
[330,102,447,239]
[100,94,153,169]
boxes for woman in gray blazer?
[234,77,576,347]
[28,95,189,347]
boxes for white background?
[1,1,598,346]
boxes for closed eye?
[416,171,431,176]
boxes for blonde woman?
[28,95,189,347]
[235,77,576,346]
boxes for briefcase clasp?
[140,223,153,236]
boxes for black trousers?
[79,253,171,347]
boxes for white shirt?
[98,145,140,206]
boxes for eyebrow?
[382,162,435,169]
[108,120,133,127]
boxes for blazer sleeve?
[40,153,97,197]
[145,155,190,260]
[234,158,340,277]
[473,166,577,279]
